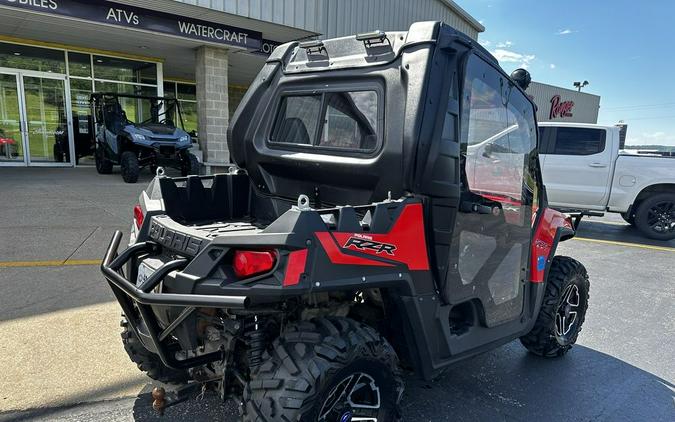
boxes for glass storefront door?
[0,73,24,163]
[0,70,73,166]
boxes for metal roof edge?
[439,0,485,32]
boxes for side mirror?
[510,68,532,91]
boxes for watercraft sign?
[0,0,263,50]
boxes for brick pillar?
[195,46,230,172]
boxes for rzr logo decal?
[344,236,397,256]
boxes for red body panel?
[531,208,573,283]
[316,203,430,271]
[283,249,309,287]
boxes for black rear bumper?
[101,230,249,369]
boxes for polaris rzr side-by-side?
[101,22,590,421]
[92,93,200,183]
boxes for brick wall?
[196,46,229,165]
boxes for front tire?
[241,317,404,422]
[95,146,113,174]
[634,193,675,240]
[120,150,140,183]
[181,152,200,176]
[120,318,188,384]
[520,256,589,357]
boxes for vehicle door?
[444,53,538,343]
[539,127,612,210]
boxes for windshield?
[101,95,185,130]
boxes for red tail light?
[233,250,276,279]
[133,205,144,229]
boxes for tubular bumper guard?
[101,230,249,369]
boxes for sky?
[457,0,675,146]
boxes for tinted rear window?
[270,91,379,153]
[548,127,606,155]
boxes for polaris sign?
[0,0,264,51]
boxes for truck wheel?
[120,151,140,183]
[95,147,113,174]
[120,318,188,384]
[520,256,589,358]
[621,212,635,226]
[634,193,675,240]
[181,153,200,176]
[241,317,404,422]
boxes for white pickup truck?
[538,123,675,240]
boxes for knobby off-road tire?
[181,152,200,176]
[120,318,189,384]
[95,147,113,174]
[241,317,404,422]
[120,150,140,183]
[634,193,675,241]
[520,256,590,358]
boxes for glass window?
[550,127,606,155]
[163,82,177,98]
[270,90,379,152]
[451,54,539,326]
[271,95,322,145]
[93,55,156,84]
[177,83,196,101]
[179,100,198,134]
[95,81,157,123]
[319,91,378,151]
[68,52,92,78]
[0,43,65,73]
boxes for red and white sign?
[549,95,575,119]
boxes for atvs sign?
[343,234,397,256]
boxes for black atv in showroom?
[91,92,199,183]
[101,22,590,421]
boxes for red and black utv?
[101,21,589,421]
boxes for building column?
[195,46,230,173]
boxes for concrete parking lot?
[0,167,673,422]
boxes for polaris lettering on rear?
[343,235,397,256]
[148,219,203,255]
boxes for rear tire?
[120,318,188,384]
[95,146,113,174]
[181,152,200,176]
[241,317,404,422]
[520,256,589,357]
[634,193,675,240]
[120,150,139,183]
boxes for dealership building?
[526,81,601,124]
[0,0,483,169]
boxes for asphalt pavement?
[0,167,673,422]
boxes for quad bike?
[91,92,199,183]
[101,21,590,421]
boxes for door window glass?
[449,54,538,326]
[0,74,23,162]
[551,127,606,155]
[22,76,68,163]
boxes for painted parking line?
[0,259,101,268]
[572,237,675,253]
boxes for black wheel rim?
[554,284,580,344]
[646,201,675,234]
[319,372,381,422]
